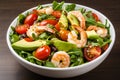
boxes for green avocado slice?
[12,39,46,51]
[58,12,68,29]
[52,38,77,52]
[86,30,99,39]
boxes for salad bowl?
[6,1,115,78]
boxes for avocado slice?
[86,30,99,39]
[58,12,68,29]
[12,39,46,51]
[67,13,79,26]
[52,38,77,52]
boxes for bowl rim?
[6,3,116,71]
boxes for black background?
[0,0,120,80]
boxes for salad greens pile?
[10,1,111,68]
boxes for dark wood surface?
[0,0,120,80]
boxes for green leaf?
[18,14,26,24]
[10,34,19,43]
[39,32,49,40]
[36,4,43,10]
[45,61,55,67]
[68,48,83,57]
[52,1,64,10]
[65,3,76,12]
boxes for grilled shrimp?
[67,26,87,48]
[68,11,86,29]
[37,7,53,15]
[51,51,70,68]
[26,23,55,39]
[87,26,108,37]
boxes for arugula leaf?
[10,34,19,43]
[36,4,43,10]
[45,61,55,67]
[37,14,56,22]
[52,1,64,10]
[18,14,26,24]
[83,11,105,28]
[65,3,76,12]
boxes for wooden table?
[0,0,120,80]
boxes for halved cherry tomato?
[55,23,60,31]
[84,46,101,61]
[24,38,33,42]
[59,29,69,41]
[39,19,58,26]
[52,11,61,18]
[34,45,51,60]
[24,13,38,25]
[92,13,99,21]
[15,24,29,34]
[102,44,109,51]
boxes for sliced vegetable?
[39,19,58,26]
[15,24,29,34]
[59,29,69,41]
[34,45,51,60]
[24,13,38,25]
[58,12,68,29]
[52,11,62,18]
[84,46,101,61]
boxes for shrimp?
[68,11,86,29]
[67,26,87,48]
[37,7,53,15]
[87,26,108,38]
[51,51,70,68]
[26,24,41,39]
[26,23,55,39]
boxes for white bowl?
[6,3,115,78]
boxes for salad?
[10,1,111,68]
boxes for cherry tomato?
[24,13,38,25]
[84,46,101,61]
[32,9,38,15]
[34,45,51,60]
[52,11,62,18]
[59,29,69,41]
[55,23,60,31]
[39,19,58,26]
[92,13,99,21]
[102,44,109,51]
[24,38,33,42]
[15,24,29,34]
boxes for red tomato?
[34,45,51,60]
[92,13,99,21]
[52,11,61,18]
[84,46,101,61]
[15,24,29,34]
[24,38,33,42]
[55,23,60,31]
[39,19,58,26]
[102,44,109,51]
[59,29,69,41]
[32,9,38,15]
[24,13,38,25]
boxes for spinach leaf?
[52,1,64,10]
[65,3,76,12]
